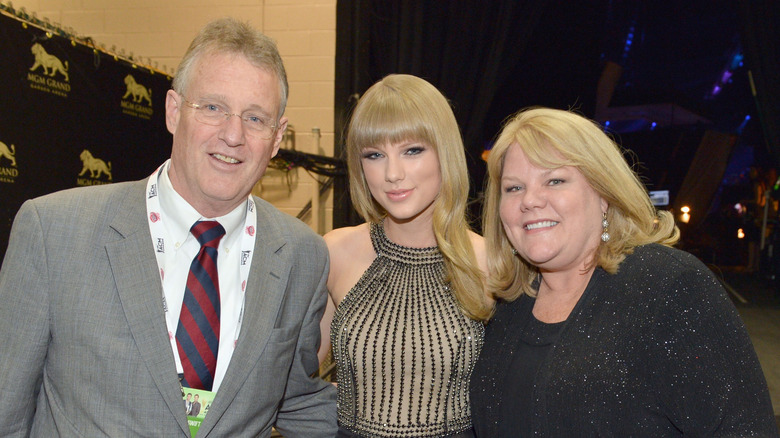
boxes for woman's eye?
[548,178,564,185]
[362,151,382,160]
[504,185,523,193]
[405,147,424,155]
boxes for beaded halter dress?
[331,223,484,437]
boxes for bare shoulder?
[324,223,371,258]
[323,223,375,304]
[467,230,487,273]
[467,230,495,305]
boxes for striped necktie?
[176,220,225,391]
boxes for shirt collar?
[158,162,247,247]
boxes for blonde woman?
[470,107,777,436]
[323,74,492,437]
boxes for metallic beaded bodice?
[332,223,484,437]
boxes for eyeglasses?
[181,98,279,139]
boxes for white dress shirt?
[157,168,246,393]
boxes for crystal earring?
[601,212,610,242]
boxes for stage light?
[737,115,751,133]
[711,85,722,96]
[707,49,742,99]
[679,206,691,224]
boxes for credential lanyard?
[144,160,256,375]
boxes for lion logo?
[79,150,112,180]
[123,74,152,106]
[30,43,69,81]
[0,141,16,167]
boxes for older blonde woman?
[323,74,492,437]
[470,107,777,437]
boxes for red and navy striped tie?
[176,220,225,391]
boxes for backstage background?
[1,0,778,426]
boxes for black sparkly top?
[332,223,484,437]
[470,244,778,437]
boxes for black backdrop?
[333,1,780,231]
[333,1,566,229]
[0,12,172,260]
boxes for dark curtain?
[333,1,777,232]
[333,0,551,229]
[334,0,609,229]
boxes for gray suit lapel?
[105,179,189,436]
[197,199,290,434]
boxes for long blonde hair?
[347,74,491,321]
[483,107,679,302]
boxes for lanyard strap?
[145,161,256,373]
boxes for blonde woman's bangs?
[349,94,436,152]
[510,128,573,170]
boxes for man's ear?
[271,117,288,158]
[165,90,181,135]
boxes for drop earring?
[601,212,610,242]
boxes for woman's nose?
[385,156,404,182]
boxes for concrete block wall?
[6,0,336,233]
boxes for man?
[191,394,202,418]
[0,18,336,437]
[185,393,193,416]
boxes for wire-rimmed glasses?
[182,98,279,140]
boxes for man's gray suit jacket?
[0,178,337,437]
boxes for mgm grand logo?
[27,43,71,97]
[121,74,154,120]
[0,141,19,184]
[76,149,112,186]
